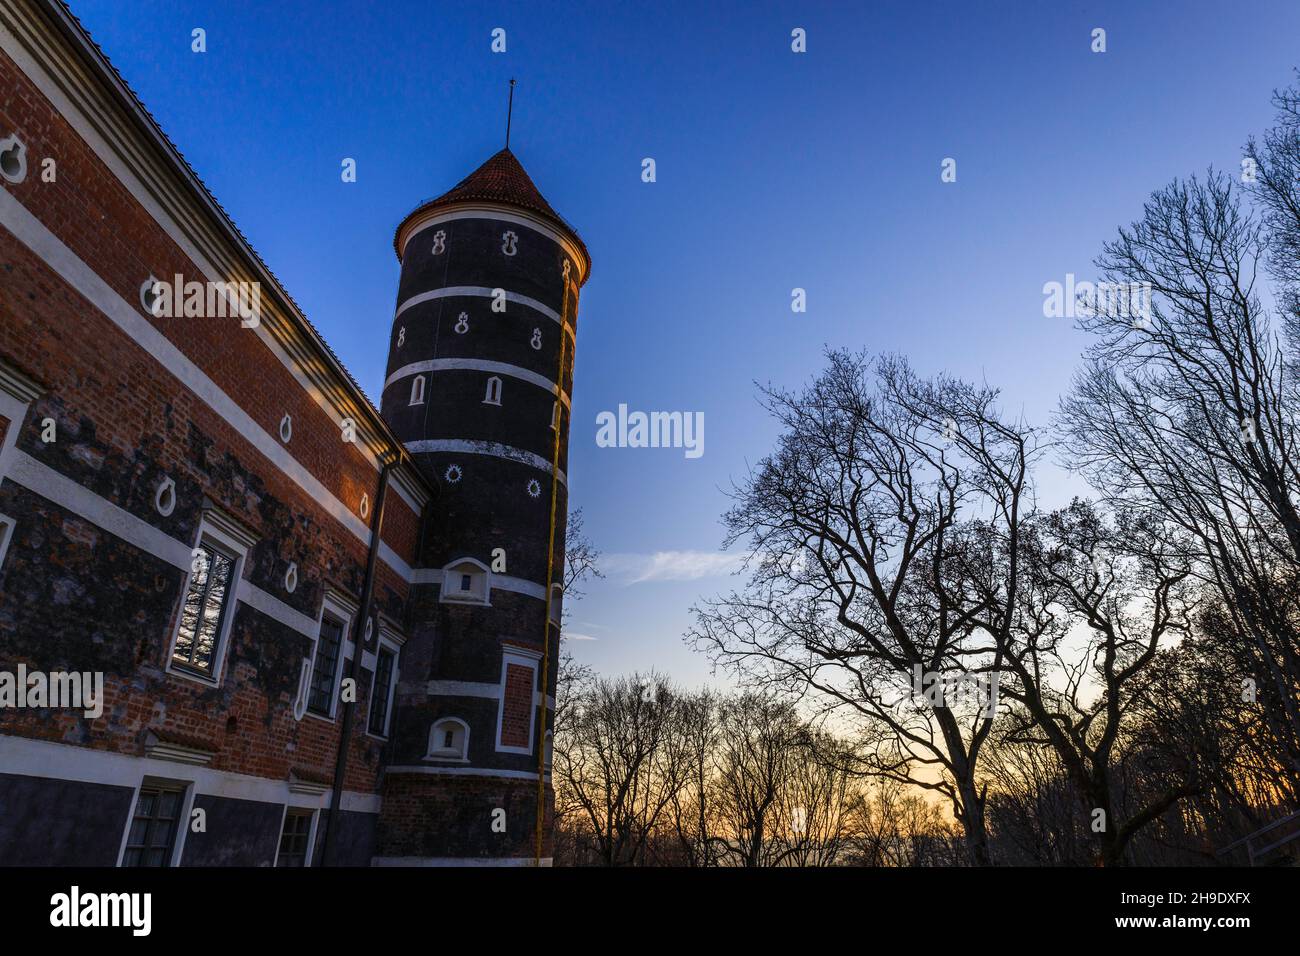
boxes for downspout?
[321,454,394,865]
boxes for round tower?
[375,148,589,865]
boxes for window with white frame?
[275,808,316,867]
[307,613,346,718]
[439,557,490,605]
[121,781,188,867]
[0,512,15,572]
[368,640,398,737]
[428,717,469,761]
[483,375,502,406]
[409,374,426,406]
[548,583,563,625]
[167,512,252,685]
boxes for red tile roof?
[395,148,589,278]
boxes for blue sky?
[70,0,1300,687]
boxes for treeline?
[552,671,967,866]
[555,76,1300,866]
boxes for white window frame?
[483,375,502,406]
[303,592,355,723]
[548,583,563,625]
[408,374,426,406]
[273,805,320,867]
[427,716,471,763]
[496,646,542,755]
[439,557,491,606]
[366,630,403,740]
[0,511,15,571]
[115,776,196,868]
[164,511,253,688]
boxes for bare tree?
[552,672,695,866]
[666,688,722,866]
[1059,170,1300,790]
[1246,73,1300,342]
[561,507,603,629]
[976,501,1202,864]
[690,350,1040,865]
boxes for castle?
[0,0,586,866]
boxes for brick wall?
[0,39,418,801]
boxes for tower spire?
[505,78,516,149]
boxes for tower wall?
[376,193,586,864]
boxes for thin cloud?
[563,632,600,642]
[605,550,748,584]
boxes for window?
[171,541,237,678]
[276,809,315,867]
[0,512,15,572]
[428,717,469,761]
[483,375,502,406]
[308,615,345,717]
[166,510,254,687]
[549,584,563,625]
[122,785,184,867]
[368,644,397,737]
[439,558,490,605]
[409,374,426,406]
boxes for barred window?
[308,615,344,717]
[172,541,236,676]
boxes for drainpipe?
[321,455,393,865]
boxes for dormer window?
[428,717,469,762]
[439,557,490,606]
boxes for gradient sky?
[68,0,1300,688]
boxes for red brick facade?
[0,0,575,867]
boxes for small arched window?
[548,583,563,625]
[483,376,502,406]
[439,557,491,606]
[551,400,560,431]
[428,717,469,761]
[409,375,426,406]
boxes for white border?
[426,716,470,763]
[115,776,195,868]
[0,511,15,571]
[386,358,570,408]
[304,592,354,722]
[1,735,381,813]
[272,805,320,867]
[366,635,401,740]
[495,647,541,755]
